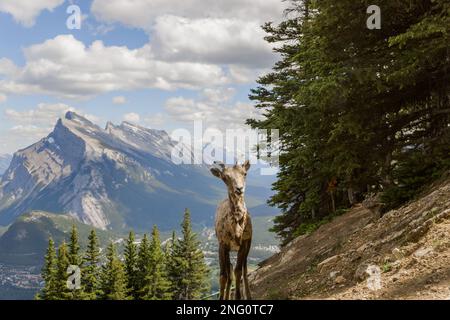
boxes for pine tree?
[37,238,57,300]
[166,231,179,296]
[142,226,172,300]
[248,0,450,245]
[68,225,82,266]
[124,231,139,299]
[99,242,128,300]
[54,242,70,300]
[171,209,209,300]
[67,224,84,299]
[82,230,101,299]
[136,233,151,299]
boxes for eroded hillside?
[249,176,450,300]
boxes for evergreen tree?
[67,225,84,299]
[166,231,179,295]
[248,0,450,245]
[37,238,57,300]
[54,242,70,300]
[171,209,209,300]
[136,233,151,299]
[82,230,101,299]
[124,231,139,299]
[142,226,172,300]
[68,225,82,266]
[99,242,128,300]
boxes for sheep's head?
[211,161,251,197]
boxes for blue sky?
[0,0,286,154]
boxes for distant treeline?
[37,209,210,300]
[248,0,450,245]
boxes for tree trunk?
[381,150,393,188]
[347,187,355,206]
[330,192,336,213]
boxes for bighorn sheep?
[211,161,252,300]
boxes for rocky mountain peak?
[120,121,167,135]
[0,111,273,232]
[60,112,100,132]
[105,121,115,132]
[0,112,236,231]
[64,111,91,123]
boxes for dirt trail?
[249,178,450,300]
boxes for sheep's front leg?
[219,244,230,300]
[235,244,248,300]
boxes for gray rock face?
[0,112,220,231]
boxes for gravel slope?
[249,176,450,300]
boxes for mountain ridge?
[0,112,275,232]
[0,210,115,266]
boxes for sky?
[0,0,288,155]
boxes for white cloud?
[0,93,6,103]
[0,123,53,154]
[0,0,64,27]
[152,15,275,68]
[123,112,140,123]
[84,20,115,36]
[117,87,260,134]
[91,0,286,69]
[0,58,19,76]
[112,96,127,105]
[4,103,99,126]
[0,1,287,99]
[228,65,269,84]
[143,113,166,129]
[164,88,263,130]
[91,0,286,30]
[0,1,286,102]
[0,35,228,99]
[163,88,267,164]
[1,103,99,153]
[4,103,75,126]
[202,87,236,104]
[9,125,51,137]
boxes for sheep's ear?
[211,168,222,179]
[243,160,251,172]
